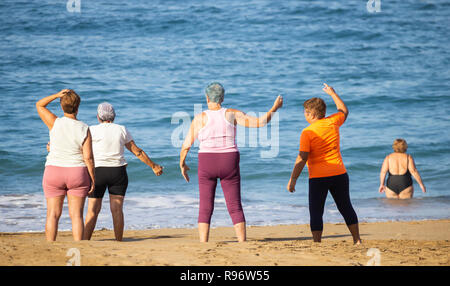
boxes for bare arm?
[179,114,204,182]
[408,155,426,193]
[82,129,95,195]
[229,95,283,128]
[36,89,69,130]
[125,140,163,176]
[322,83,348,120]
[379,156,389,193]
[287,151,309,193]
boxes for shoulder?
[327,112,345,120]
[75,120,89,129]
[89,124,101,130]
[114,123,126,130]
[115,123,132,135]
[327,112,346,125]
[302,124,314,133]
[300,127,314,139]
[225,108,243,116]
[194,112,208,125]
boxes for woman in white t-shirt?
[36,89,95,242]
[83,102,163,241]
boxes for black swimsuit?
[386,155,413,194]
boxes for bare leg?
[45,195,65,241]
[109,195,125,241]
[399,186,414,199]
[67,195,86,241]
[234,222,246,242]
[385,187,399,199]
[312,230,322,242]
[198,223,210,242]
[347,223,362,245]
[83,198,103,240]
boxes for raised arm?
[322,83,348,120]
[36,89,69,130]
[378,155,389,193]
[408,155,426,193]
[287,151,309,193]
[82,129,95,195]
[125,140,163,176]
[228,95,283,128]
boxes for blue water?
[0,0,449,232]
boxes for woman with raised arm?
[287,83,361,245]
[179,82,283,242]
[83,102,163,241]
[378,138,426,199]
[36,89,95,241]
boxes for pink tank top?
[198,108,239,153]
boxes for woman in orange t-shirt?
[287,83,361,245]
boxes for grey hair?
[205,82,225,103]
[97,102,116,122]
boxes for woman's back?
[90,122,133,167]
[46,117,89,167]
[387,153,410,175]
[198,108,238,153]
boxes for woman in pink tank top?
[179,82,283,242]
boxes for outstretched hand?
[181,164,190,182]
[322,83,336,96]
[272,94,283,111]
[152,164,164,176]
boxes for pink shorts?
[42,166,91,198]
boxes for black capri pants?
[308,173,358,232]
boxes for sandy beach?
[0,219,449,266]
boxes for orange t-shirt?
[299,112,347,178]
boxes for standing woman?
[36,89,95,241]
[83,102,163,241]
[287,83,361,245]
[378,138,426,199]
[179,82,283,242]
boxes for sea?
[0,0,449,232]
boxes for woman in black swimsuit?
[379,139,426,199]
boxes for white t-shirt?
[46,117,89,167]
[90,123,133,167]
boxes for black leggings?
[309,173,358,231]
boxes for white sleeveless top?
[45,117,89,167]
[198,108,239,153]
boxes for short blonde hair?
[60,90,80,114]
[303,97,326,119]
[392,138,408,153]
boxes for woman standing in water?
[378,138,426,199]
[179,82,283,242]
[36,89,95,241]
[287,83,361,245]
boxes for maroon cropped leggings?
[197,152,245,225]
